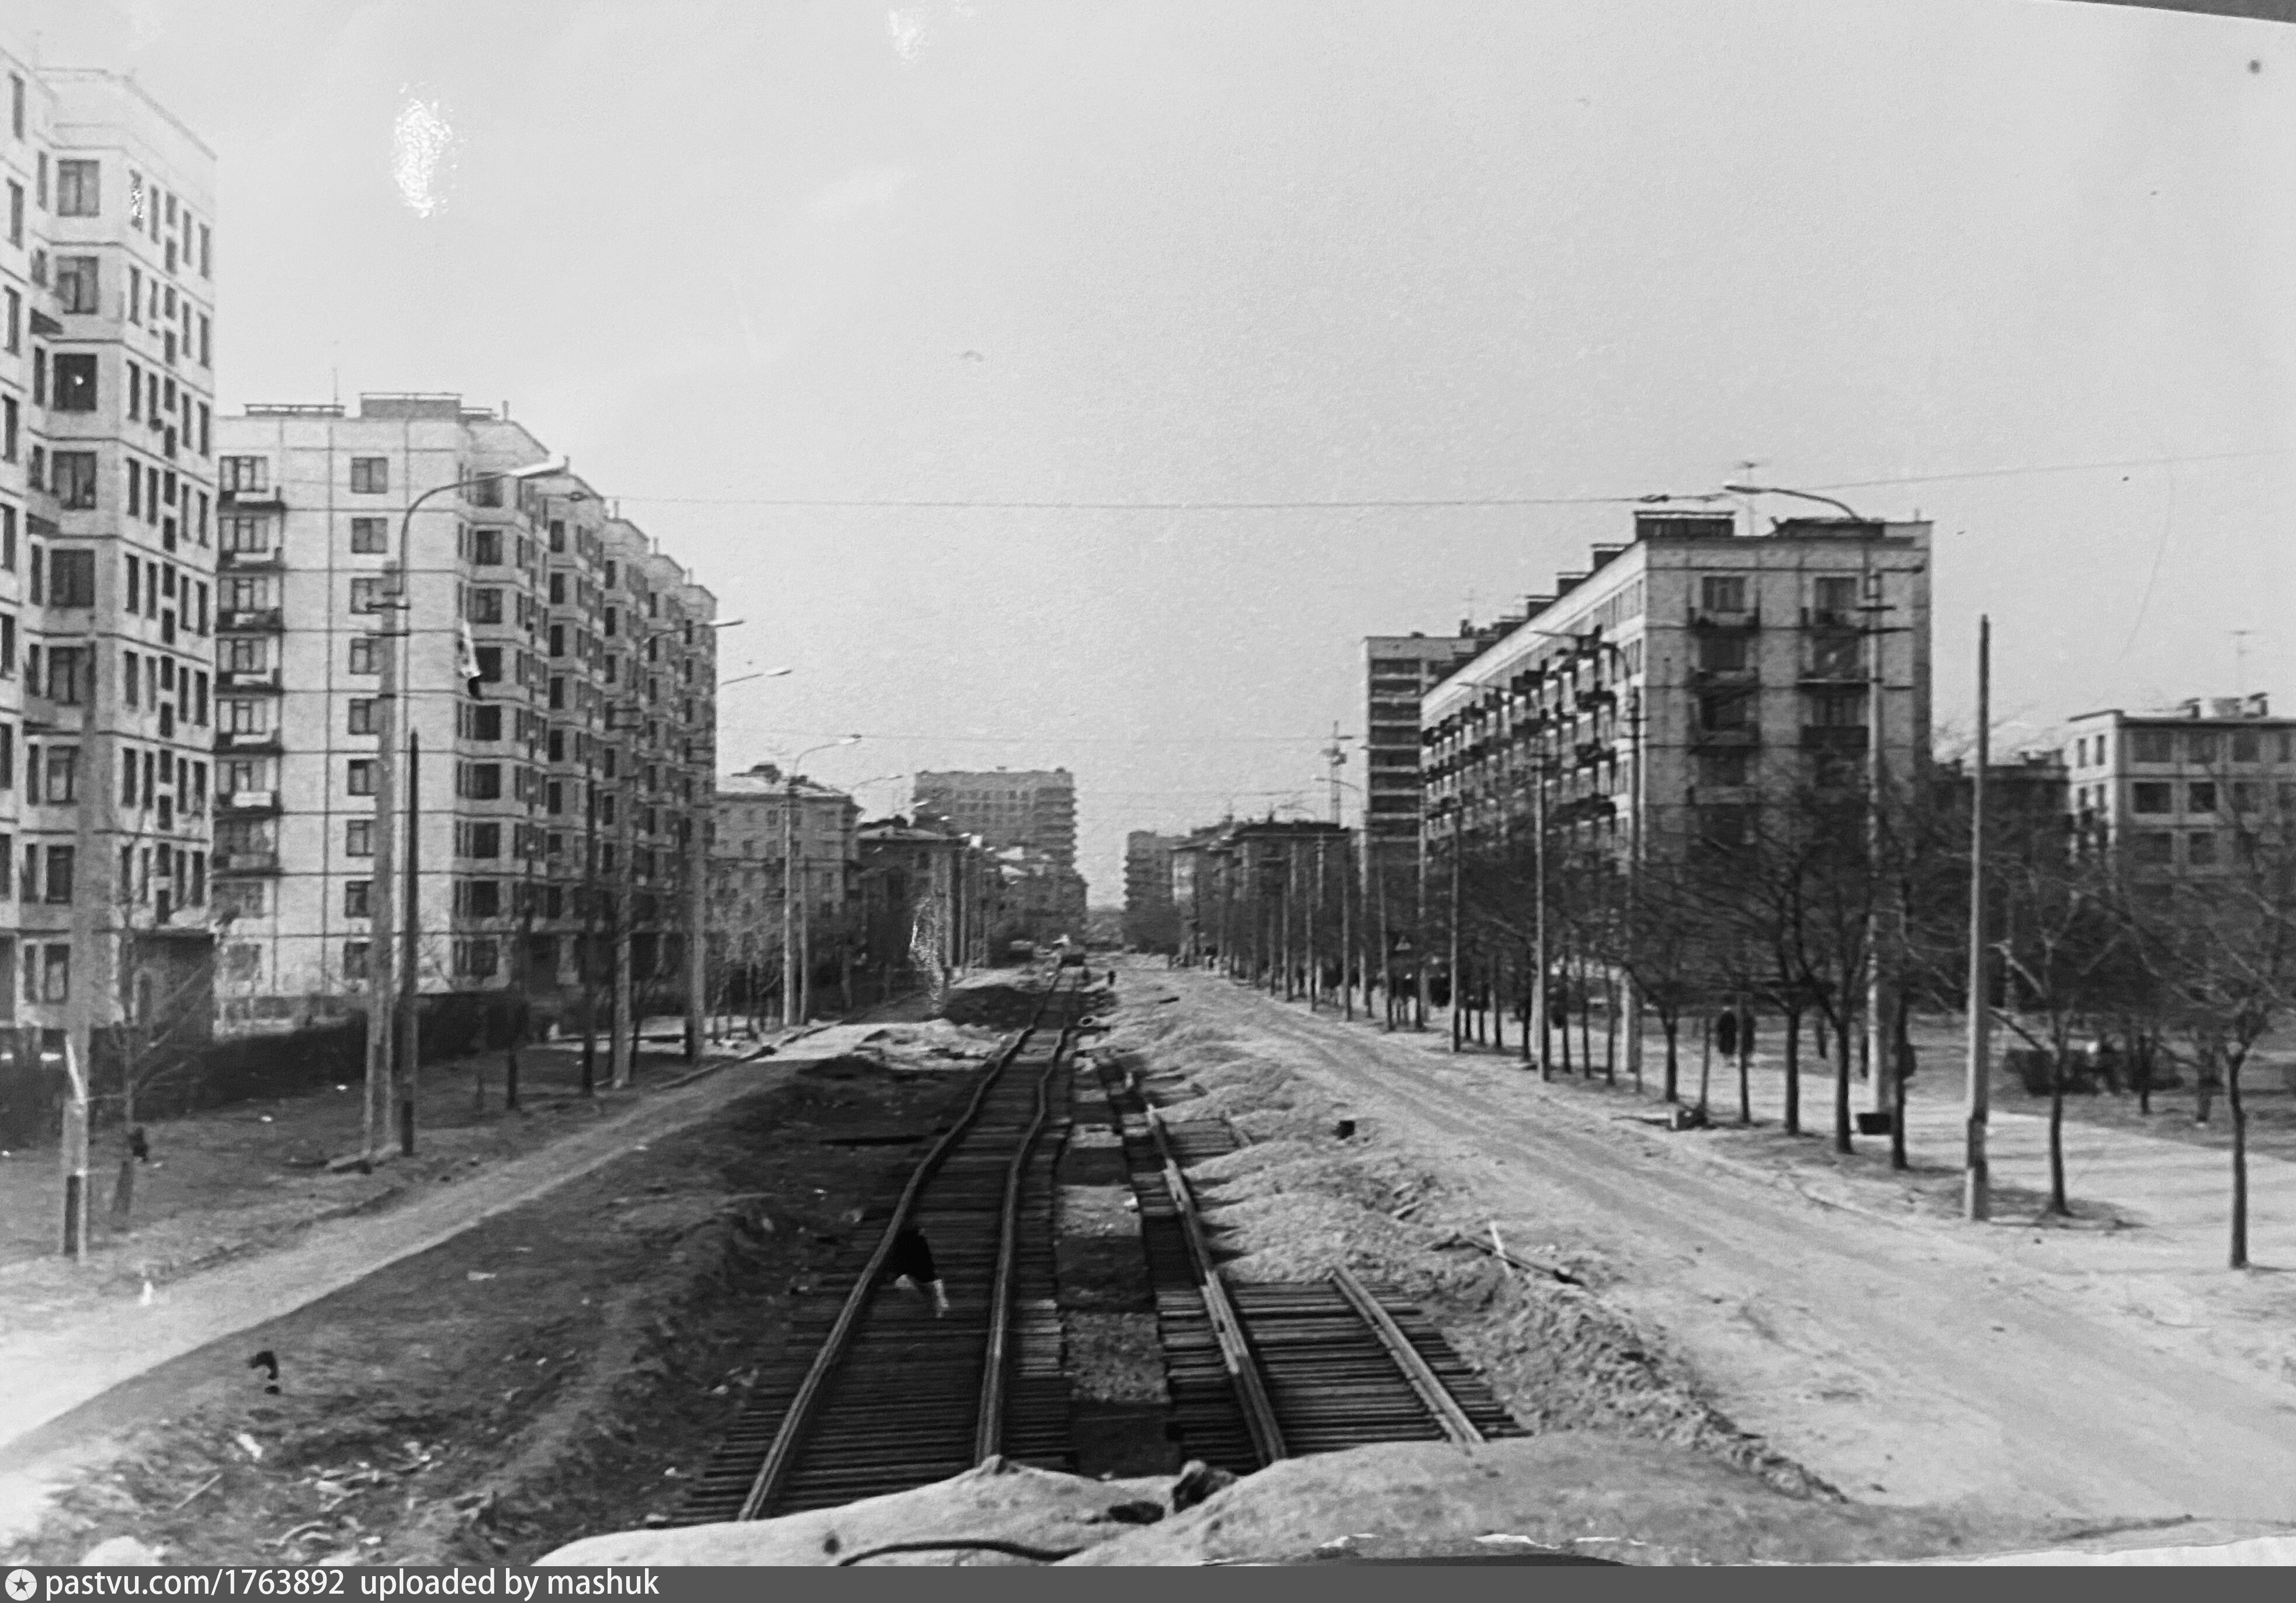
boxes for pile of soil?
[1105,994,1834,1500]
[939,982,1048,1030]
[1063,1436,2078,1566]
[2,1066,980,1567]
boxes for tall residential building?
[1421,509,1933,866]
[208,394,718,1038]
[1,52,220,1070]
[1122,829,1182,951]
[912,767,1079,869]
[2063,695,2294,882]
[709,762,859,1016]
[913,767,1085,938]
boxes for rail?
[734,966,1081,1520]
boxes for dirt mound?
[1063,1435,2072,1566]
[939,983,1044,1029]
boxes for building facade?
[1420,510,1934,869]
[912,768,1087,937]
[1121,828,1182,951]
[1,54,220,1075]
[709,762,859,1016]
[856,818,999,993]
[2063,695,2294,881]
[208,394,717,1038]
[1361,630,1487,858]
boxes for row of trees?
[1206,764,2293,1272]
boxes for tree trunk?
[2228,1056,2249,1270]
[1578,959,1594,1079]
[1662,1016,1680,1104]
[1603,970,1618,1087]
[1783,1004,1802,1136]
[1697,1011,1713,1114]
[2047,1054,2069,1216]
[1737,1009,1753,1127]
[1889,991,1910,1171]
[1833,1012,1854,1155]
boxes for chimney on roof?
[2181,698,2203,719]
[2249,692,2271,717]
[2211,697,2243,719]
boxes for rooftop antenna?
[1321,721,1355,823]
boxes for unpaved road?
[1146,966,2296,1525]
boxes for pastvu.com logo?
[6,1567,39,1602]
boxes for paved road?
[1152,969,2296,1525]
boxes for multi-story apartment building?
[856,817,999,994]
[208,394,717,1040]
[2063,694,2294,881]
[709,762,859,1016]
[913,767,1086,935]
[1421,509,1934,866]
[1361,630,1488,857]
[1121,829,1182,951]
[1,53,219,1073]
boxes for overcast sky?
[24,0,2294,896]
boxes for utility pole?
[365,577,401,1163]
[61,730,109,1258]
[782,771,800,1027]
[1322,723,1352,824]
[1448,820,1463,1052]
[1965,616,1992,1221]
[398,730,421,1153]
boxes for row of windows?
[2124,780,2295,817]
[2082,728,2295,768]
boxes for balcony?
[1798,665,1867,688]
[1690,725,1761,749]
[1573,741,1617,769]
[23,694,86,731]
[1800,725,1870,752]
[1801,608,1862,631]
[216,850,281,875]
[218,546,284,571]
[1690,609,1760,632]
[1691,666,1759,686]
[221,789,282,814]
[217,668,283,692]
[218,487,286,511]
[214,730,285,755]
[218,608,285,633]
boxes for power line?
[717,724,1337,746]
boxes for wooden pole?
[1965,616,1993,1221]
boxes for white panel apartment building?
[1421,511,1933,866]
[1,50,219,1062]
[2063,695,2295,882]
[209,395,718,1036]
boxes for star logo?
[5,1568,39,1602]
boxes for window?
[1806,688,1864,727]
[470,527,502,565]
[349,636,379,675]
[349,577,389,614]
[347,759,376,796]
[1812,575,1860,616]
[56,159,100,217]
[2130,728,2173,764]
[221,575,273,612]
[348,699,377,735]
[219,456,268,494]
[220,698,267,735]
[2188,782,2217,815]
[461,821,502,858]
[6,181,19,245]
[1700,750,1749,787]
[1698,692,1752,732]
[457,762,502,800]
[220,515,268,554]
[1699,575,1747,613]
[351,516,388,553]
[214,881,267,920]
[456,880,502,918]
[342,941,370,981]
[52,454,99,511]
[453,939,500,978]
[1697,633,1749,673]
[466,587,503,624]
[44,845,74,902]
[346,818,374,857]
[2187,831,2219,867]
[2232,731,2260,764]
[2231,781,2260,816]
[41,944,71,1001]
[2131,782,2172,814]
[3,288,15,353]
[53,256,99,314]
[7,73,18,138]
[2187,732,2218,765]
[460,703,503,741]
[349,457,389,494]
[344,881,372,918]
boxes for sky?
[20,0,2295,897]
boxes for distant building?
[1170,817,1354,986]
[1122,830,1183,951]
[913,768,1086,938]
[1362,630,1491,859]
[2062,695,2294,882]
[855,817,998,992]
[709,762,859,1018]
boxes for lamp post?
[366,455,562,1163]
[781,737,862,1028]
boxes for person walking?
[1715,1009,1739,1059]
[886,1226,951,1317]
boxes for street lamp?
[364,454,563,1164]
[782,737,862,1028]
